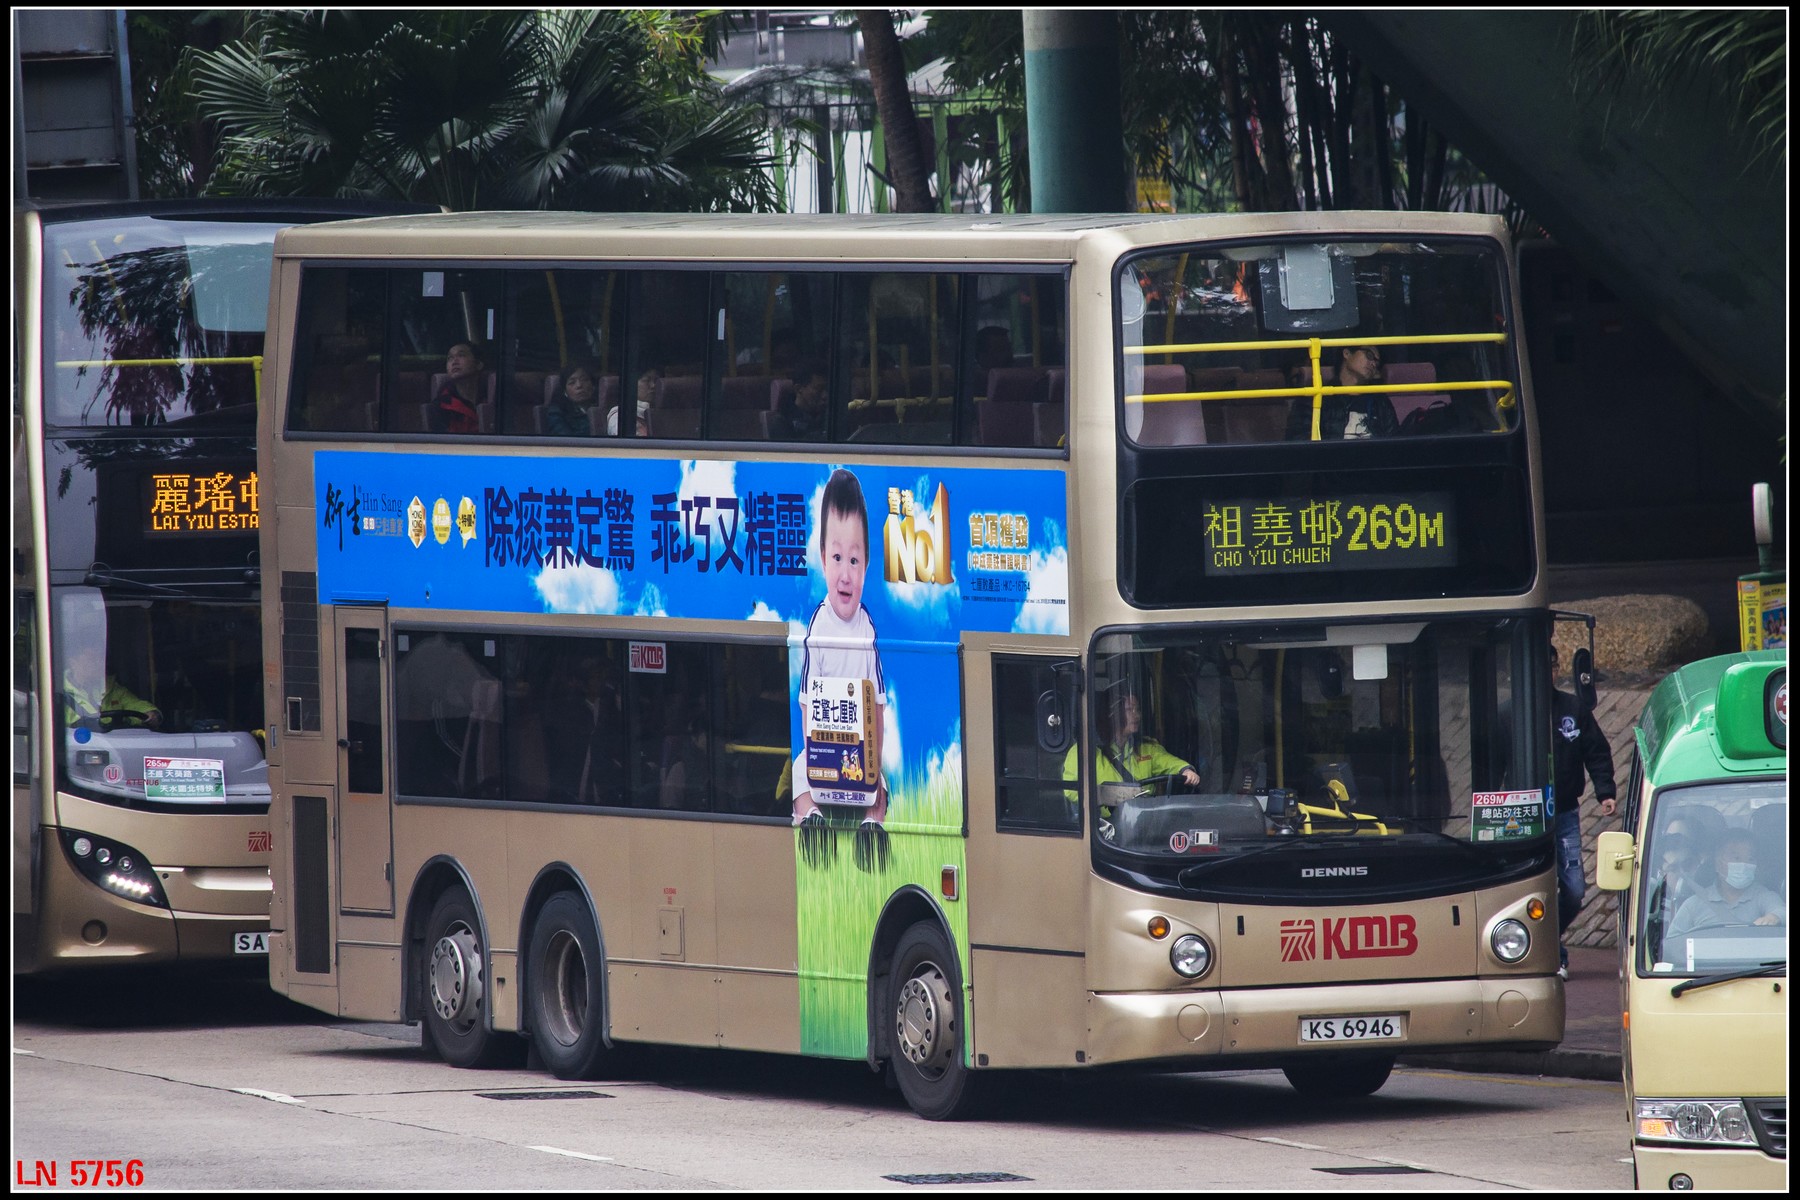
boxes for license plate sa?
[234,931,270,954]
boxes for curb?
[1399,1049,1622,1083]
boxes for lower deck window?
[392,629,789,816]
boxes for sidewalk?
[1400,944,1623,1082]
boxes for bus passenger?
[1284,345,1397,440]
[609,367,656,436]
[542,363,599,437]
[1668,828,1784,939]
[793,469,888,870]
[769,360,829,441]
[430,341,486,434]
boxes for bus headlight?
[59,829,169,908]
[1170,933,1213,979]
[1489,919,1530,963]
[1635,1099,1758,1147]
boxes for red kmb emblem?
[248,831,273,853]
[1280,914,1418,961]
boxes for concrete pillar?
[1022,11,1128,213]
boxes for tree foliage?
[913,10,1512,220]
[188,10,777,212]
[1572,10,1785,174]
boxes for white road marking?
[233,1088,304,1105]
[528,1146,614,1163]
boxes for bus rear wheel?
[422,888,513,1069]
[1282,1054,1394,1098]
[526,891,616,1080]
[888,921,986,1120]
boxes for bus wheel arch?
[519,869,618,1080]
[867,889,985,1120]
[406,859,515,1068]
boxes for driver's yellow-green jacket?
[61,674,158,726]
[1062,738,1194,789]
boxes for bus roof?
[271,208,1511,263]
[17,197,431,225]
[1635,651,1787,785]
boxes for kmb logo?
[1279,914,1418,962]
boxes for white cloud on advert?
[1011,542,1070,635]
[533,563,620,614]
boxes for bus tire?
[1281,1054,1394,1098]
[422,888,512,1069]
[526,891,614,1080]
[887,920,985,1120]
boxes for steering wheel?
[98,708,156,729]
[1135,772,1199,797]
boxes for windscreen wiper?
[1671,960,1786,999]
[1176,837,1336,888]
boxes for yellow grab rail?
[55,355,265,403]
[1121,332,1513,440]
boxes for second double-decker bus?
[259,209,1562,1118]
[13,199,418,973]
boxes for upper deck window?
[1117,240,1517,447]
[285,264,1068,452]
[43,217,288,429]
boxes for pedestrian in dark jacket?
[1550,643,1616,977]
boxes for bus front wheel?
[1282,1054,1394,1098]
[422,888,513,1069]
[887,921,986,1120]
[526,891,616,1080]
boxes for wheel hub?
[430,926,483,1024]
[895,965,955,1072]
[542,929,586,1046]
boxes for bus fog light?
[1490,919,1529,963]
[72,837,93,858]
[1669,1174,1693,1190]
[1170,934,1212,979]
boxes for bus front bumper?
[1085,973,1563,1067]
[1632,1144,1788,1191]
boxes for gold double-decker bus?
[13,199,415,974]
[257,210,1562,1117]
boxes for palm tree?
[189,10,777,212]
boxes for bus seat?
[712,410,771,440]
[721,374,775,410]
[1136,364,1188,397]
[988,366,1050,406]
[1217,397,1289,443]
[976,398,1035,447]
[1133,399,1208,445]
[1033,401,1066,448]
[513,370,548,407]
[476,400,495,434]
[647,408,700,439]
[1238,368,1288,392]
[1384,362,1448,424]
[659,374,702,410]
[1187,365,1240,393]
[1749,803,1784,891]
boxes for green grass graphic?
[796,766,969,1059]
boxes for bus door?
[335,606,394,915]
[971,653,1090,1067]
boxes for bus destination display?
[1202,492,1455,576]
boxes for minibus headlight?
[1170,934,1213,979]
[59,829,169,908]
[1635,1100,1759,1147]
[1489,919,1530,963]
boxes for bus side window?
[993,655,1081,833]
[290,268,385,433]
